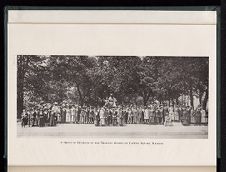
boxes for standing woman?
[21,109,27,128]
[108,108,113,125]
[94,107,100,126]
[159,105,164,125]
[99,107,105,126]
[85,107,90,124]
[80,107,86,124]
[178,106,182,122]
[74,105,78,124]
[144,107,149,124]
[112,108,117,126]
[163,105,173,126]
[88,107,92,124]
[201,108,207,124]
[43,107,48,126]
[195,105,202,125]
[169,105,174,122]
[163,104,169,125]
[62,104,67,123]
[36,107,41,126]
[116,106,122,125]
[155,106,160,124]
[54,104,61,124]
[131,107,136,124]
[65,104,71,123]
[127,107,132,124]
[137,107,142,124]
[49,107,54,126]
[104,108,109,126]
[77,106,81,124]
[124,106,128,124]
[134,107,139,124]
[26,109,31,127]
[174,105,180,122]
[141,107,144,124]
[181,106,191,126]
[149,105,155,124]
[39,107,44,127]
[70,105,76,123]
[89,107,95,124]
[32,108,37,126]
[77,106,82,124]
[118,107,122,126]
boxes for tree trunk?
[176,97,179,105]
[199,89,204,106]
[203,89,209,111]
[17,56,29,119]
[76,84,84,106]
[143,90,151,106]
[189,84,194,108]
[143,97,148,106]
[17,90,24,119]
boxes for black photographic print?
[17,55,209,138]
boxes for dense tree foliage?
[17,55,209,118]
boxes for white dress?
[201,109,207,123]
[144,109,149,120]
[70,108,75,122]
[99,109,105,125]
[66,108,70,123]
[169,107,174,121]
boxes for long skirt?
[112,117,117,126]
[57,114,61,123]
[50,114,55,126]
[182,114,190,126]
[71,115,75,123]
[174,112,179,121]
[95,117,100,126]
[39,117,45,127]
[201,113,207,123]
[128,115,132,124]
[100,118,105,126]
[169,112,174,121]
[144,114,149,120]
[66,113,70,123]
[190,115,196,123]
[195,115,201,125]
[119,117,123,126]
[21,117,27,127]
[149,116,155,124]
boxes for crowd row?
[20,103,208,127]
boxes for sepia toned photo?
[17,55,209,139]
[8,10,217,166]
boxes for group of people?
[20,101,208,128]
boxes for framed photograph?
[6,8,218,167]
